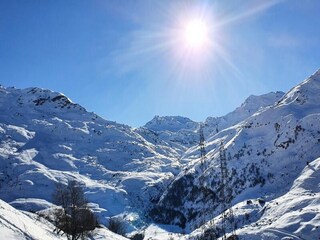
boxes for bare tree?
[53,180,97,240]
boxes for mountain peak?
[204,91,285,134]
[312,68,320,77]
[144,115,198,132]
[0,85,89,120]
[23,87,82,110]
[241,91,285,108]
[277,69,320,107]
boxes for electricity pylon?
[219,142,237,240]
[198,124,216,239]
[199,124,206,162]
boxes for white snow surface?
[0,198,129,240]
[0,198,63,240]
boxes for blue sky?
[1,0,320,127]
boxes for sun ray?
[217,0,283,27]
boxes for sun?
[184,19,209,49]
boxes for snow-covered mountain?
[0,86,179,229]
[136,91,284,158]
[0,69,319,239]
[204,91,285,135]
[150,69,320,239]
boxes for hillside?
[0,69,319,239]
[150,69,320,238]
[0,198,128,240]
[0,86,179,228]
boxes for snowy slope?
[150,69,320,237]
[0,86,178,227]
[0,199,129,240]
[0,199,63,240]
[237,156,320,239]
[184,156,320,240]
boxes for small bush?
[108,218,126,236]
[258,198,266,205]
[202,227,218,240]
[131,233,144,240]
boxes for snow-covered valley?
[0,69,320,239]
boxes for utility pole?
[219,142,237,240]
